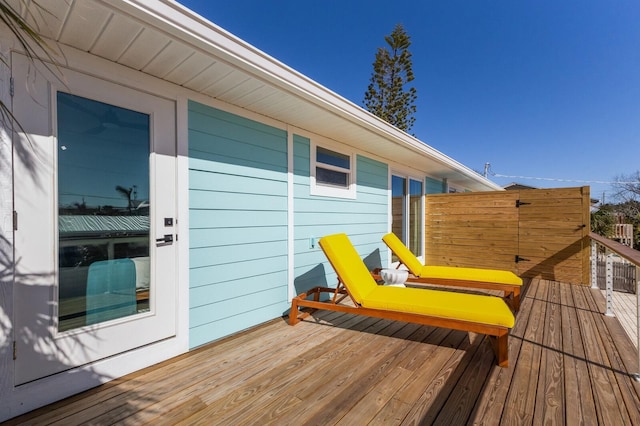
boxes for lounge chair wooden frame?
[380,233,522,311]
[290,282,510,367]
[290,235,513,367]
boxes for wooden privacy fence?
[425,187,591,285]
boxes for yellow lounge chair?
[381,232,523,311]
[289,233,515,367]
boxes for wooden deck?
[604,289,638,348]
[9,278,640,425]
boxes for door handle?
[156,234,173,244]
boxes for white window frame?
[310,140,356,199]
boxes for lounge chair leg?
[512,288,520,312]
[490,332,509,367]
[289,300,300,325]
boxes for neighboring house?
[0,0,502,419]
[503,182,538,191]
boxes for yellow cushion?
[382,233,424,275]
[362,286,515,328]
[382,232,522,286]
[318,233,378,304]
[420,265,523,286]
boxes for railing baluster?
[605,249,615,317]
[591,240,599,289]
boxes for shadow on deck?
[8,279,640,425]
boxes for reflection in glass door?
[391,175,423,262]
[57,93,151,331]
[408,179,423,255]
[391,176,406,262]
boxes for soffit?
[15,0,500,191]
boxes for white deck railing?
[590,231,640,381]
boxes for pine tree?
[364,23,417,133]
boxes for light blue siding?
[292,134,388,295]
[188,100,289,348]
[425,176,446,194]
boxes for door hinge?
[515,255,530,263]
[13,210,17,231]
[515,200,531,208]
[13,341,16,360]
[9,76,14,97]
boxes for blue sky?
[179,0,640,203]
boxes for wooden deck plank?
[572,284,629,425]
[467,278,535,425]
[501,278,548,424]
[397,332,478,424]
[534,280,565,424]
[581,286,640,425]
[559,280,597,426]
[369,327,468,424]
[430,335,497,425]
[7,278,640,426]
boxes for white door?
[12,53,177,384]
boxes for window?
[311,144,355,198]
[391,175,423,261]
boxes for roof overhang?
[16,0,502,191]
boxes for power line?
[484,164,639,185]
[491,173,639,185]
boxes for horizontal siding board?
[190,271,287,308]
[189,169,287,192]
[189,101,286,139]
[190,240,287,268]
[357,155,388,190]
[188,127,286,161]
[189,301,289,348]
[190,209,286,229]
[189,189,286,211]
[295,212,387,227]
[293,197,386,213]
[189,137,287,174]
[190,226,287,248]
[190,257,286,288]
[190,286,287,327]
[425,177,445,194]
[189,157,286,180]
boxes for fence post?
[605,250,615,317]
[591,239,599,289]
[634,265,640,382]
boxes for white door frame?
[12,52,178,384]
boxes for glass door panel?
[391,176,407,262]
[57,93,151,331]
[408,179,423,256]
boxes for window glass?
[316,167,348,187]
[391,175,423,261]
[409,179,423,255]
[317,146,350,169]
[391,175,406,262]
[57,92,151,332]
[313,145,353,196]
